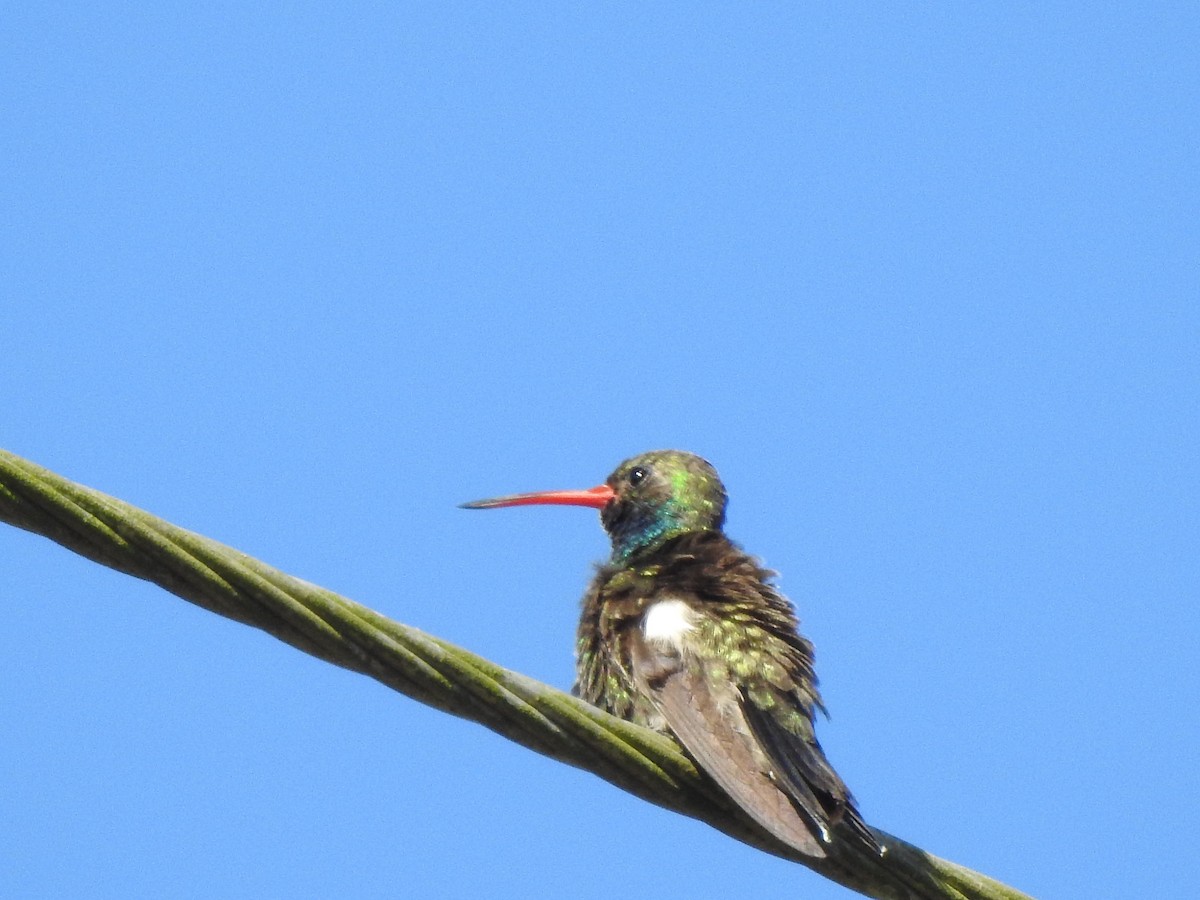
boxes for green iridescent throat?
[609,500,698,562]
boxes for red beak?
[460,484,615,510]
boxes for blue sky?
[3,6,1197,899]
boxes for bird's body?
[463,450,882,858]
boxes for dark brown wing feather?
[629,636,827,858]
[741,696,884,854]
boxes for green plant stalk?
[0,449,1033,900]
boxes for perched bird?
[462,450,883,858]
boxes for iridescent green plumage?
[599,451,727,562]
[464,449,882,858]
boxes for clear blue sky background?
[3,7,1197,899]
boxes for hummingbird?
[462,450,883,858]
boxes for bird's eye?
[627,466,648,486]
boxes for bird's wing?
[740,692,883,853]
[628,623,829,858]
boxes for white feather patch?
[642,599,696,650]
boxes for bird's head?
[461,450,727,562]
